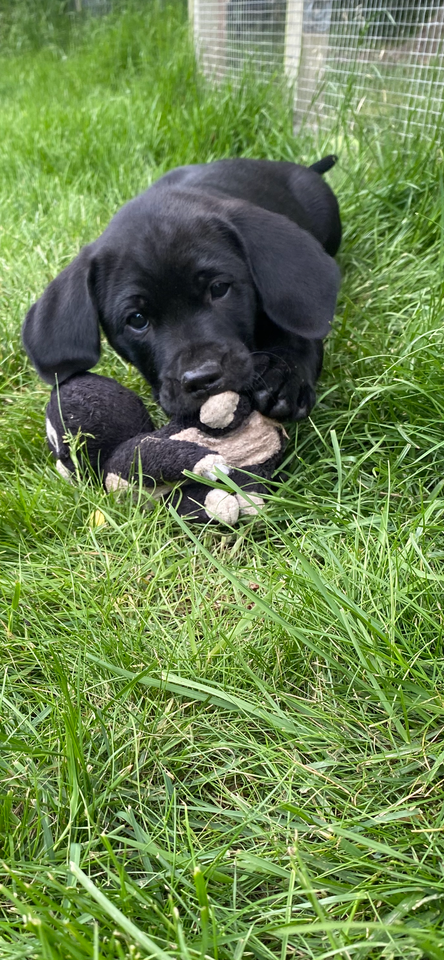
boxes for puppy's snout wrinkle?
[181,361,222,394]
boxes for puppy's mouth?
[159,377,245,417]
[158,348,254,417]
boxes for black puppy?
[22,156,341,421]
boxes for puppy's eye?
[127,312,149,331]
[210,281,230,300]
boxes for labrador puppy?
[22,155,341,421]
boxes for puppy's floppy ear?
[230,204,341,339]
[22,244,100,384]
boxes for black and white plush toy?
[45,373,286,524]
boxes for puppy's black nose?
[181,361,222,393]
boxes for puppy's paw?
[192,453,231,481]
[253,358,316,422]
[269,382,316,421]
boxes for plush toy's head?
[45,372,154,477]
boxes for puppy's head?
[22,189,340,416]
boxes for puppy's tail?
[309,154,338,175]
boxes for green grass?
[2,2,444,957]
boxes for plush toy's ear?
[22,244,100,385]
[230,204,341,339]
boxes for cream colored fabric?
[193,453,230,480]
[236,492,265,516]
[56,459,72,481]
[199,391,239,428]
[204,489,240,524]
[171,411,281,467]
[105,472,130,493]
[105,472,171,500]
[46,417,60,455]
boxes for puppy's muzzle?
[158,340,254,415]
[181,360,223,395]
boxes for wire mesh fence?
[189,1,444,132]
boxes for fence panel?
[190,1,444,132]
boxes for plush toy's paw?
[192,453,231,481]
[104,472,131,494]
[204,489,240,525]
[45,413,75,481]
[235,492,265,516]
[46,414,63,456]
[55,459,74,482]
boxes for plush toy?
[45,372,287,524]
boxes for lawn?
[1,2,444,958]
